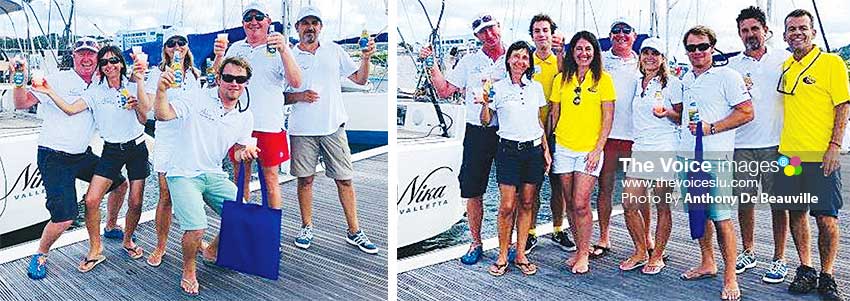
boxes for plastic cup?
[217,33,228,43]
[135,53,148,65]
[31,70,45,87]
[132,46,142,54]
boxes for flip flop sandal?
[680,270,718,281]
[124,245,144,260]
[589,245,610,259]
[180,278,200,297]
[77,255,106,273]
[488,262,508,277]
[619,258,648,271]
[720,288,742,301]
[641,262,666,275]
[515,262,538,276]
[146,251,165,267]
[571,264,590,275]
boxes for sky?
[0,0,388,41]
[398,0,850,61]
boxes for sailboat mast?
[222,0,226,30]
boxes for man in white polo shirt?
[284,6,378,254]
[214,1,301,210]
[11,37,129,279]
[677,25,753,301]
[153,56,258,296]
[595,17,643,257]
[726,6,792,284]
[418,12,508,264]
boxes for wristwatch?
[709,123,717,135]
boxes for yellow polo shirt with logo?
[779,46,850,162]
[533,52,559,126]
[550,71,617,152]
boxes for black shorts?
[773,163,843,218]
[38,146,126,223]
[495,139,545,187]
[95,138,150,181]
[458,124,498,198]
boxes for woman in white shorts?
[619,38,682,275]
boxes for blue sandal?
[27,254,47,280]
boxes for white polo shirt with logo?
[167,88,254,177]
[727,47,788,149]
[490,77,546,142]
[602,50,640,141]
[81,81,145,143]
[32,70,96,154]
[289,40,359,136]
[445,47,507,126]
[631,76,683,151]
[678,67,751,160]
[145,67,202,173]
[225,40,289,133]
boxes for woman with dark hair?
[142,28,205,268]
[619,37,681,275]
[549,31,616,274]
[33,45,151,272]
[478,41,550,276]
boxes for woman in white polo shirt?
[619,38,681,275]
[479,41,550,277]
[33,46,151,271]
[143,27,203,267]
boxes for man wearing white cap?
[11,37,129,278]
[214,1,302,211]
[592,17,643,259]
[726,6,791,284]
[284,5,378,254]
[419,12,508,264]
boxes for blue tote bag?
[217,161,282,280]
[687,121,710,239]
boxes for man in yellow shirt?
[526,13,573,254]
[776,9,849,301]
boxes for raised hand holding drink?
[359,29,369,50]
[266,27,277,55]
[13,56,25,87]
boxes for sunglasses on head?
[685,43,712,53]
[165,37,187,48]
[98,57,122,65]
[221,73,249,84]
[242,12,267,22]
[471,15,493,30]
[610,25,633,35]
[74,39,97,49]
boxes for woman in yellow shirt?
[549,30,616,274]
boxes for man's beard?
[744,37,762,52]
[303,32,316,43]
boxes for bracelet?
[830,141,842,148]
[709,123,717,135]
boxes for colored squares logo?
[778,156,802,176]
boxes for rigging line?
[811,0,830,51]
[586,0,601,38]
[400,0,419,42]
[415,0,436,34]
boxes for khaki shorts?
[290,125,354,180]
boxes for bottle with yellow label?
[172,52,183,88]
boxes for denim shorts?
[166,173,237,231]
[458,124,498,198]
[495,139,545,187]
[773,163,843,218]
[95,138,150,181]
[677,157,734,222]
[37,146,126,222]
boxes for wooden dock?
[398,155,850,301]
[0,152,388,300]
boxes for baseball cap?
[242,1,270,18]
[73,37,98,53]
[610,17,634,30]
[471,13,498,34]
[639,37,665,56]
[295,5,322,24]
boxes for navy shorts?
[773,163,843,218]
[495,139,545,187]
[458,124,498,198]
[96,139,150,181]
[38,146,127,223]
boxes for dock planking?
[0,153,388,300]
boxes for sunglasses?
[471,15,493,30]
[776,51,822,95]
[98,57,122,65]
[610,25,633,35]
[74,39,97,49]
[573,87,582,105]
[685,43,712,53]
[221,73,249,84]
[242,12,267,22]
[165,37,187,48]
